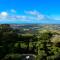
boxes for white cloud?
[25,10,45,20]
[0,12,8,19]
[0,10,56,22]
[15,15,27,20]
[36,14,45,20]
[4,10,50,21]
[1,12,8,17]
[11,9,16,13]
[25,10,39,16]
[0,10,49,21]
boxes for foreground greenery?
[0,24,60,60]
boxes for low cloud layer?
[0,10,59,23]
[25,10,46,20]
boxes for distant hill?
[9,24,60,34]
[10,24,60,30]
[0,24,60,34]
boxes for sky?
[0,0,60,24]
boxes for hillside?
[0,24,60,60]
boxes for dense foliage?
[0,24,60,60]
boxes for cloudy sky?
[0,0,60,24]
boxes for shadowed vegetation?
[0,24,60,60]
